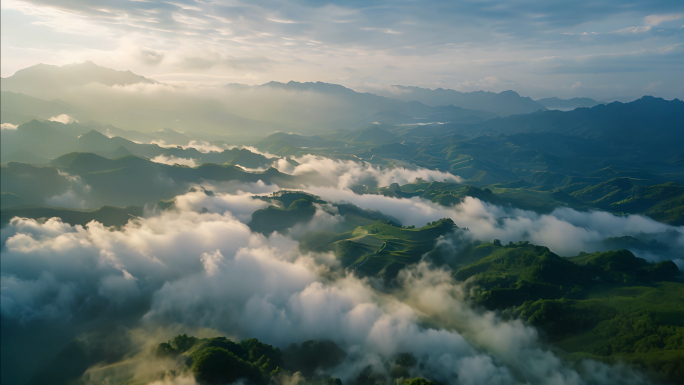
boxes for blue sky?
[2,0,683,99]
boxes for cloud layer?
[1,187,656,385]
[309,187,684,261]
[2,0,683,99]
[275,154,463,189]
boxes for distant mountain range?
[1,61,154,99]
[1,62,677,139]
[535,97,601,110]
[0,119,278,170]
[374,85,547,116]
[0,91,77,124]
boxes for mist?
[3,2,684,383]
[309,186,684,264]
[2,77,406,137]
[1,186,654,385]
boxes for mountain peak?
[499,90,521,97]
[2,62,155,99]
[376,85,545,116]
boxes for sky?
[1,0,684,99]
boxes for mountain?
[1,63,286,137]
[566,179,684,225]
[244,96,684,223]
[1,120,82,161]
[374,97,684,183]
[473,96,684,152]
[337,124,399,145]
[152,128,191,145]
[1,61,154,99]
[0,91,77,125]
[455,242,683,384]
[1,153,294,207]
[536,97,601,110]
[376,85,547,116]
[229,81,498,130]
[1,205,142,228]
[256,132,347,155]
[0,120,274,168]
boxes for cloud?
[140,48,165,65]
[225,145,279,159]
[172,188,269,222]
[267,18,300,24]
[200,249,224,276]
[360,27,402,35]
[645,13,684,26]
[275,154,463,189]
[1,193,652,384]
[308,188,684,261]
[1,123,18,130]
[152,140,225,153]
[613,26,652,34]
[196,180,281,196]
[49,114,78,124]
[44,171,91,208]
[151,154,197,167]
[4,0,684,99]
[45,189,87,208]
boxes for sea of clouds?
[2,155,682,384]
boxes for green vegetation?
[153,335,347,385]
[566,179,684,225]
[369,179,684,225]
[249,198,317,234]
[303,218,458,279]
[454,242,684,383]
[151,335,436,385]
[3,90,684,385]
[1,154,295,208]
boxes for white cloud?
[3,0,684,99]
[200,249,224,276]
[276,154,463,189]
[613,26,652,34]
[49,114,78,124]
[2,177,671,384]
[225,145,279,159]
[308,188,684,259]
[45,189,86,208]
[151,154,197,167]
[44,171,91,208]
[1,123,18,130]
[172,188,268,222]
[152,140,225,154]
[1,201,650,384]
[645,13,684,26]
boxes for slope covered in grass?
[454,243,684,383]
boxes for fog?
[2,153,682,384]
[3,79,405,137]
[274,154,463,189]
[1,186,653,385]
[309,187,684,263]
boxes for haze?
[2,2,684,385]
[2,0,684,100]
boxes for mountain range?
[1,62,610,138]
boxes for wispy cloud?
[2,0,683,99]
[49,114,78,124]
[613,25,652,34]
[645,13,684,26]
[360,27,402,35]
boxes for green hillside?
[303,218,458,279]
[454,242,684,383]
